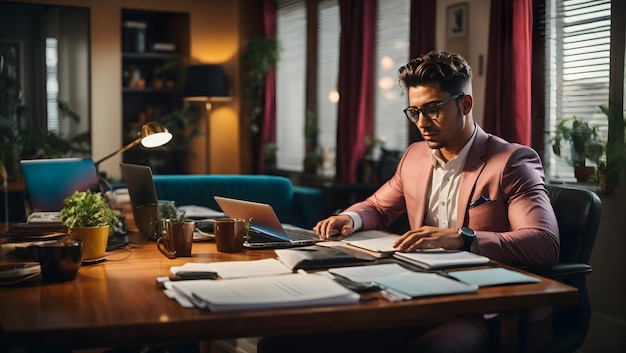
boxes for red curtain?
[259,0,277,173]
[408,0,437,143]
[336,0,377,184]
[483,0,533,146]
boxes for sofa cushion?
[152,174,294,223]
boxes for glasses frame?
[403,93,465,123]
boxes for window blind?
[276,0,307,171]
[544,0,611,182]
[374,0,410,156]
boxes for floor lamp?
[182,64,231,174]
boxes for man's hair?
[398,51,472,94]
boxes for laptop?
[20,157,99,212]
[120,163,160,239]
[214,196,320,248]
[20,157,128,251]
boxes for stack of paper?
[275,245,372,270]
[393,251,490,270]
[165,273,361,312]
[171,259,292,279]
[340,230,399,258]
[327,263,411,284]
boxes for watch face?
[460,227,475,251]
[460,227,475,237]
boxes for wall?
[436,0,490,126]
[582,185,626,352]
[12,0,244,178]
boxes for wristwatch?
[458,226,476,251]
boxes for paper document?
[165,273,361,312]
[180,258,292,279]
[27,212,63,224]
[328,263,411,284]
[275,245,372,270]
[393,251,490,270]
[373,272,478,299]
[341,230,398,257]
[448,267,540,287]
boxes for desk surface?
[0,233,577,351]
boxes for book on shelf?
[393,250,490,270]
[164,273,361,312]
[340,230,399,258]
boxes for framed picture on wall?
[446,2,468,39]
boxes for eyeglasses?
[403,93,464,123]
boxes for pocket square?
[469,196,492,208]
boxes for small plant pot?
[574,166,596,183]
[69,226,109,260]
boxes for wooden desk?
[0,233,577,352]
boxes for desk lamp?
[94,122,173,169]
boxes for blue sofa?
[152,174,324,229]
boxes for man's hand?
[393,226,464,252]
[313,214,354,240]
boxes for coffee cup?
[157,219,195,259]
[213,218,250,253]
[30,239,83,282]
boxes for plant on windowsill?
[551,116,604,183]
[600,104,626,194]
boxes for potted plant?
[551,116,604,182]
[152,57,181,90]
[61,190,117,261]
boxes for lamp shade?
[94,122,172,168]
[140,121,173,148]
[183,64,231,101]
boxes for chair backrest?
[544,184,602,353]
[546,184,602,265]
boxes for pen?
[173,271,218,280]
[155,271,218,289]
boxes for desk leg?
[499,311,530,353]
[499,312,519,353]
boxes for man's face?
[407,84,467,153]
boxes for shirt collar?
[430,124,478,168]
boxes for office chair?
[530,184,602,353]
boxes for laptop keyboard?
[285,228,319,240]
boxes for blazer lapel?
[457,127,489,227]
[414,160,432,228]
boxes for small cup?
[157,219,195,259]
[31,239,83,282]
[213,218,249,253]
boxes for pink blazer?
[345,126,560,268]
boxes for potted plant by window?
[60,190,117,261]
[551,116,604,182]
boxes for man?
[258,51,559,353]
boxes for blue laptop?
[20,157,99,212]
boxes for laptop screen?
[120,163,159,239]
[20,158,99,212]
